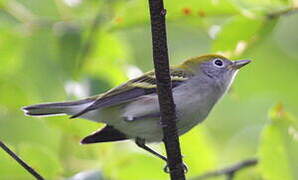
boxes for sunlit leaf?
[108,153,168,180]
[166,0,239,17]
[0,143,33,179]
[258,104,298,180]
[111,0,239,30]
[111,0,149,29]
[180,126,217,177]
[84,31,131,86]
[0,29,23,76]
[16,0,60,18]
[212,15,263,54]
[18,143,63,179]
[229,0,292,15]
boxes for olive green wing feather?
[70,68,193,118]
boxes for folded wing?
[71,69,192,119]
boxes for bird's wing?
[71,68,193,118]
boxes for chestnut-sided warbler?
[23,54,250,170]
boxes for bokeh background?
[0,0,298,179]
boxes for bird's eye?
[213,59,224,67]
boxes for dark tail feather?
[81,125,128,144]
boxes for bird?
[23,54,250,172]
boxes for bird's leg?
[135,138,167,162]
[135,138,188,173]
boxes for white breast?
[173,78,223,136]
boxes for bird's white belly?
[96,100,209,143]
[108,112,204,143]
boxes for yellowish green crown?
[177,54,229,72]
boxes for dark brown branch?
[148,0,186,179]
[0,141,45,180]
[193,158,258,180]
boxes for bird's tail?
[22,98,95,117]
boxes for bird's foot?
[163,162,188,174]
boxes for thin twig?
[148,0,186,179]
[267,7,298,19]
[75,13,102,71]
[0,141,45,180]
[193,158,258,180]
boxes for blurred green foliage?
[0,0,298,179]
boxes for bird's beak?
[232,60,251,69]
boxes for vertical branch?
[0,141,45,180]
[147,0,186,179]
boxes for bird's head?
[178,54,251,89]
[180,54,250,77]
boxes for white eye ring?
[213,58,224,68]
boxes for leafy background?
[0,0,298,179]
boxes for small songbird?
[23,54,250,171]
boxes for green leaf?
[16,0,60,19]
[110,0,239,30]
[0,29,23,76]
[229,0,292,15]
[84,31,131,86]
[111,154,167,180]
[20,29,67,100]
[274,13,298,59]
[0,143,33,179]
[0,142,63,179]
[18,143,63,179]
[54,22,83,78]
[180,126,217,177]
[212,15,263,54]
[111,0,149,29]
[258,104,298,180]
[166,0,239,16]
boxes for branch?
[76,12,102,71]
[193,158,258,180]
[147,0,186,179]
[0,141,45,180]
[267,7,298,19]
